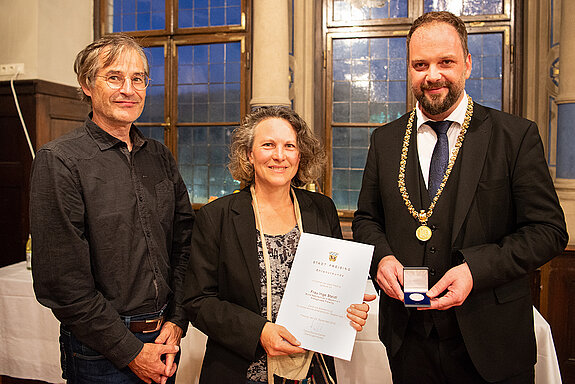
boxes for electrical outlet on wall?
[0,63,25,76]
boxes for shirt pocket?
[155,178,175,226]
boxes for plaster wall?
[0,0,93,87]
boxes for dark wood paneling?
[539,247,575,383]
[0,79,90,268]
[0,163,24,267]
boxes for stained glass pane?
[179,0,242,28]
[111,0,165,32]
[332,37,407,124]
[333,0,407,21]
[331,127,372,210]
[139,126,165,144]
[178,126,240,204]
[423,0,503,16]
[178,42,241,123]
[466,33,502,110]
[331,36,406,210]
[138,47,165,124]
[177,41,241,203]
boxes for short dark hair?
[74,34,149,103]
[228,106,326,187]
[407,11,469,58]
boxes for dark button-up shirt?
[30,117,194,368]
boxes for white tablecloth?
[334,281,392,384]
[0,262,63,383]
[0,261,207,384]
[0,263,562,384]
[534,306,563,383]
[334,281,563,384]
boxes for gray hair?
[74,34,149,103]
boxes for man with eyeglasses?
[30,34,194,384]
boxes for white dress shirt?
[416,92,469,187]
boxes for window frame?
[326,0,512,28]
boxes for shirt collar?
[416,91,468,131]
[85,113,147,151]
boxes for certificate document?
[276,233,374,361]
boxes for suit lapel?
[230,188,319,302]
[231,189,262,301]
[451,103,491,244]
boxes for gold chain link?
[397,95,474,226]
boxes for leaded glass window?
[424,0,503,16]
[137,47,165,144]
[332,0,408,21]
[332,37,407,124]
[108,0,166,32]
[467,33,503,110]
[177,43,241,123]
[325,0,514,212]
[178,126,239,203]
[100,1,248,205]
[330,36,407,210]
[179,0,242,28]
[177,42,242,203]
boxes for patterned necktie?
[427,120,452,199]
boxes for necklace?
[250,184,303,324]
[398,95,473,241]
[249,185,314,383]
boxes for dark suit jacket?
[352,103,568,382]
[183,187,342,384]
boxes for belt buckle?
[143,317,164,333]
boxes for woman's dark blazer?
[183,187,342,384]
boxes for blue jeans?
[59,310,180,384]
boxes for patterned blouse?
[246,225,301,383]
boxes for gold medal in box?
[403,267,431,307]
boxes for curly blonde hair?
[228,106,326,187]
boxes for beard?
[413,78,464,116]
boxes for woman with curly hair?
[184,106,374,383]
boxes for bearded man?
[353,11,567,384]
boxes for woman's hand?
[346,293,377,331]
[260,322,306,356]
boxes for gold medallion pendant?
[416,225,432,241]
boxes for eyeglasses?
[96,74,150,91]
